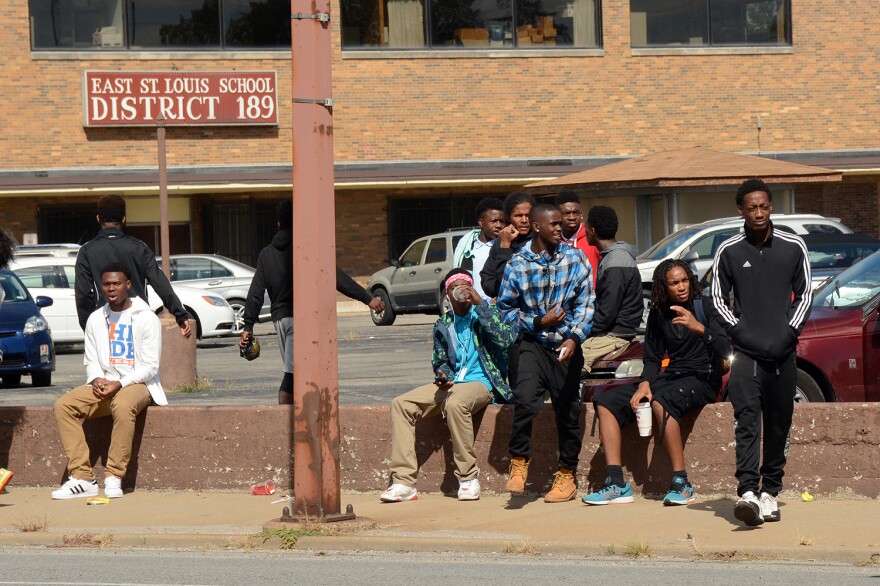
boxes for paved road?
[0,314,436,407]
[0,549,877,585]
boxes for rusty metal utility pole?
[156,115,171,280]
[288,0,347,520]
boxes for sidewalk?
[1,487,878,563]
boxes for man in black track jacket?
[74,195,191,338]
[709,178,812,528]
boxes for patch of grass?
[622,540,654,559]
[172,377,213,394]
[604,544,616,556]
[855,553,880,567]
[502,541,540,555]
[12,516,49,533]
[797,533,813,546]
[57,533,99,547]
[94,533,114,548]
[257,527,328,549]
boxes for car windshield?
[0,273,31,303]
[638,228,702,261]
[806,242,880,270]
[813,251,880,309]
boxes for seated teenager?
[380,269,516,503]
[583,259,730,506]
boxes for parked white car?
[8,257,237,343]
[636,214,852,287]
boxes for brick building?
[0,0,878,276]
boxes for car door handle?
[408,271,417,276]
[208,280,223,285]
[434,267,442,273]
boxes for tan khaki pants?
[581,335,631,373]
[54,383,152,480]
[390,381,492,486]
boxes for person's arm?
[563,258,594,345]
[142,247,190,336]
[74,249,96,331]
[479,242,513,299]
[474,299,518,350]
[789,239,813,335]
[83,313,105,384]
[495,261,542,333]
[430,320,455,381]
[336,267,373,305]
[709,247,738,333]
[638,310,666,385]
[242,253,266,334]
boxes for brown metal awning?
[525,147,843,195]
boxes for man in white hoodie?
[52,262,164,500]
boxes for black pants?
[508,338,584,470]
[727,351,796,497]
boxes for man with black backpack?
[583,259,730,506]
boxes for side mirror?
[680,250,699,263]
[35,296,54,308]
[390,259,400,268]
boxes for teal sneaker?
[663,477,695,506]
[582,478,634,505]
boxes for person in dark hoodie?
[74,195,191,338]
[580,205,643,373]
[239,199,384,404]
[479,191,536,300]
[709,178,811,527]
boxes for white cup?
[636,402,652,437]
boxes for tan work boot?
[505,457,530,493]
[544,468,577,503]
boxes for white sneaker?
[458,478,481,501]
[759,492,780,522]
[51,476,98,500]
[379,483,418,503]
[734,490,764,527]
[104,475,123,499]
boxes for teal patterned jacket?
[432,301,517,403]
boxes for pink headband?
[445,273,474,291]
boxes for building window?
[340,0,602,50]
[28,0,291,50]
[630,0,790,47]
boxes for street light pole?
[157,115,171,280]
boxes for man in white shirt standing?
[453,197,505,301]
[52,262,165,500]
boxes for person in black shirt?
[239,199,384,404]
[583,259,730,506]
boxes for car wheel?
[2,374,22,387]
[370,289,395,326]
[32,371,51,387]
[795,368,825,403]
[227,298,246,332]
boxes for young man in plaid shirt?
[497,203,595,502]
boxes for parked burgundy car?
[582,249,880,403]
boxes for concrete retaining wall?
[1,404,878,497]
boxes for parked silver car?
[367,229,472,326]
[159,254,271,330]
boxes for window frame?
[629,0,791,49]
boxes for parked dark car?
[0,268,55,387]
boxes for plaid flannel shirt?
[497,241,595,349]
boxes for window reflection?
[29,0,125,49]
[128,0,220,48]
[224,0,291,47]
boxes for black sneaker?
[759,492,780,522]
[734,490,764,526]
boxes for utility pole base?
[277,503,356,524]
